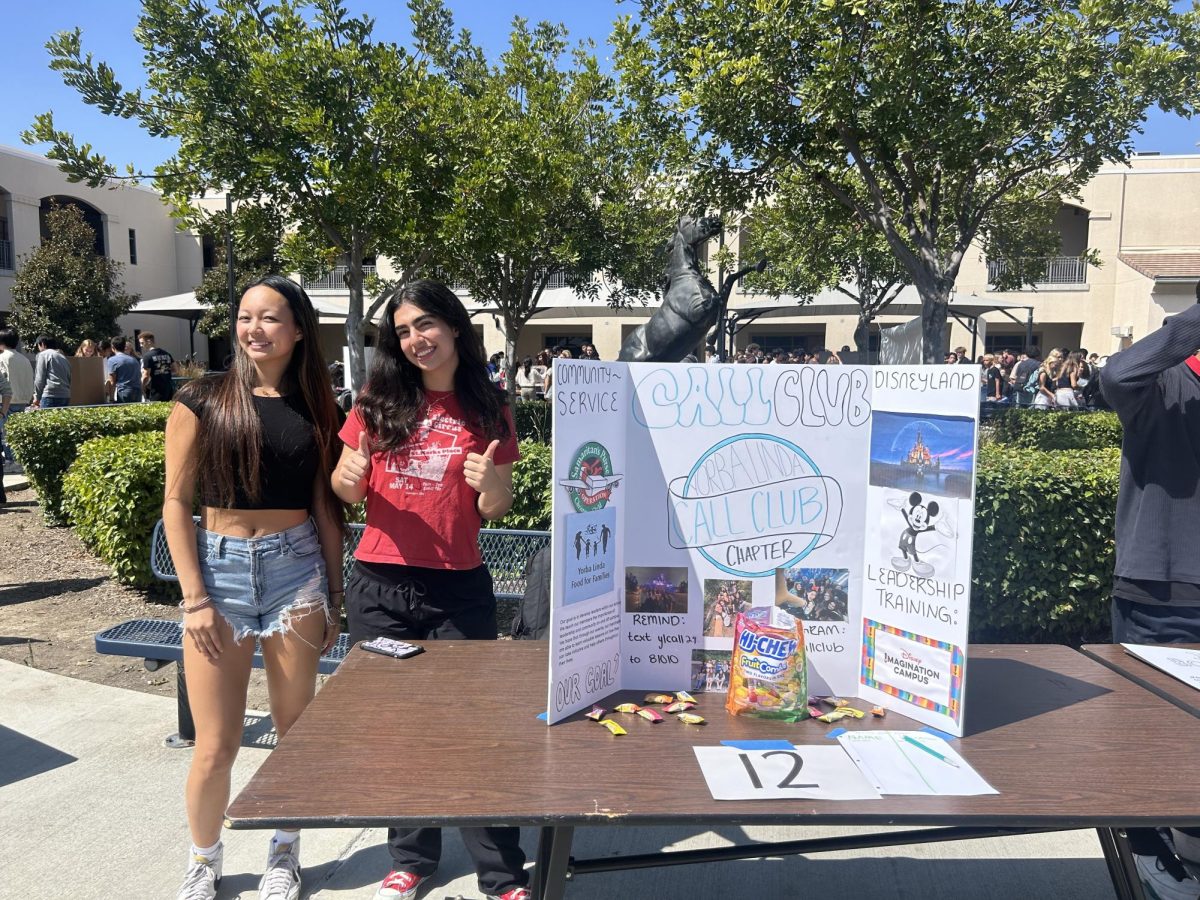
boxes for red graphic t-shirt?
[339,391,520,569]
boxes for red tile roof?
[1118,253,1200,280]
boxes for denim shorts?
[195,519,329,645]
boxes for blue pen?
[903,735,960,768]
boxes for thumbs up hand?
[340,432,373,490]
[463,439,503,494]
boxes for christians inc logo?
[558,441,624,512]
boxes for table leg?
[1097,828,1147,900]
[163,660,196,749]
[533,825,574,900]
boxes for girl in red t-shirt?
[332,279,527,900]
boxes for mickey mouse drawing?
[887,491,956,577]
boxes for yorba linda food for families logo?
[559,441,624,512]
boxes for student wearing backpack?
[1011,346,1042,407]
[332,280,529,900]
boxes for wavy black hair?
[356,279,510,452]
[179,275,344,529]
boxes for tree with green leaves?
[25,0,456,389]
[740,170,910,357]
[191,203,325,343]
[420,12,670,396]
[10,203,138,350]
[615,0,1199,361]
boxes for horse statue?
[618,215,724,362]
[618,215,765,362]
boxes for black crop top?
[178,380,319,510]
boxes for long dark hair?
[181,275,344,529]
[357,279,510,452]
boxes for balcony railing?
[302,264,376,291]
[987,256,1087,288]
[0,239,12,272]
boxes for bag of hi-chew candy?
[725,607,809,722]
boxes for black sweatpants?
[345,560,528,895]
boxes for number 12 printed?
[693,746,883,802]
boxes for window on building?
[543,335,590,355]
[201,234,217,270]
[748,333,823,353]
[128,229,138,265]
[984,334,1030,354]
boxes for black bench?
[95,520,550,747]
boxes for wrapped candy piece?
[644,693,675,705]
[807,705,824,719]
[677,713,706,725]
[817,710,849,723]
[598,718,627,735]
[637,707,665,722]
[820,696,848,708]
[835,706,866,719]
[584,706,606,722]
[871,706,887,718]
[664,700,696,714]
[675,690,697,704]
[613,702,641,714]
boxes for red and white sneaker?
[486,888,532,900]
[375,870,429,900]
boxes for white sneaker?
[177,845,223,900]
[259,836,302,900]
[1136,852,1200,900]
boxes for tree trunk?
[854,311,872,360]
[345,239,368,392]
[502,312,530,406]
[913,276,953,364]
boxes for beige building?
[0,144,206,359]
[955,152,1200,358]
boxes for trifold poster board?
[546,361,980,736]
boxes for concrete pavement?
[0,659,1115,899]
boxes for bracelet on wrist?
[180,596,214,614]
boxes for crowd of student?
[974,344,1106,410]
[0,328,177,506]
[0,327,177,411]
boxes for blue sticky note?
[824,727,847,739]
[536,712,547,721]
[720,739,795,750]
[921,726,956,742]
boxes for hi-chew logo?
[738,631,799,660]
[559,441,624,512]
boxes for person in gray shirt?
[33,335,72,408]
[104,336,143,404]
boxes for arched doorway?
[39,195,106,257]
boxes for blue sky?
[4,0,1197,175]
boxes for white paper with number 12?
[693,746,881,801]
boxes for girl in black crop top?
[163,275,345,900]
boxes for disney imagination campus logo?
[558,441,624,513]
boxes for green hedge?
[970,443,1119,644]
[41,408,1121,644]
[62,431,167,588]
[513,400,552,444]
[986,408,1122,451]
[6,403,173,524]
[496,440,552,530]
